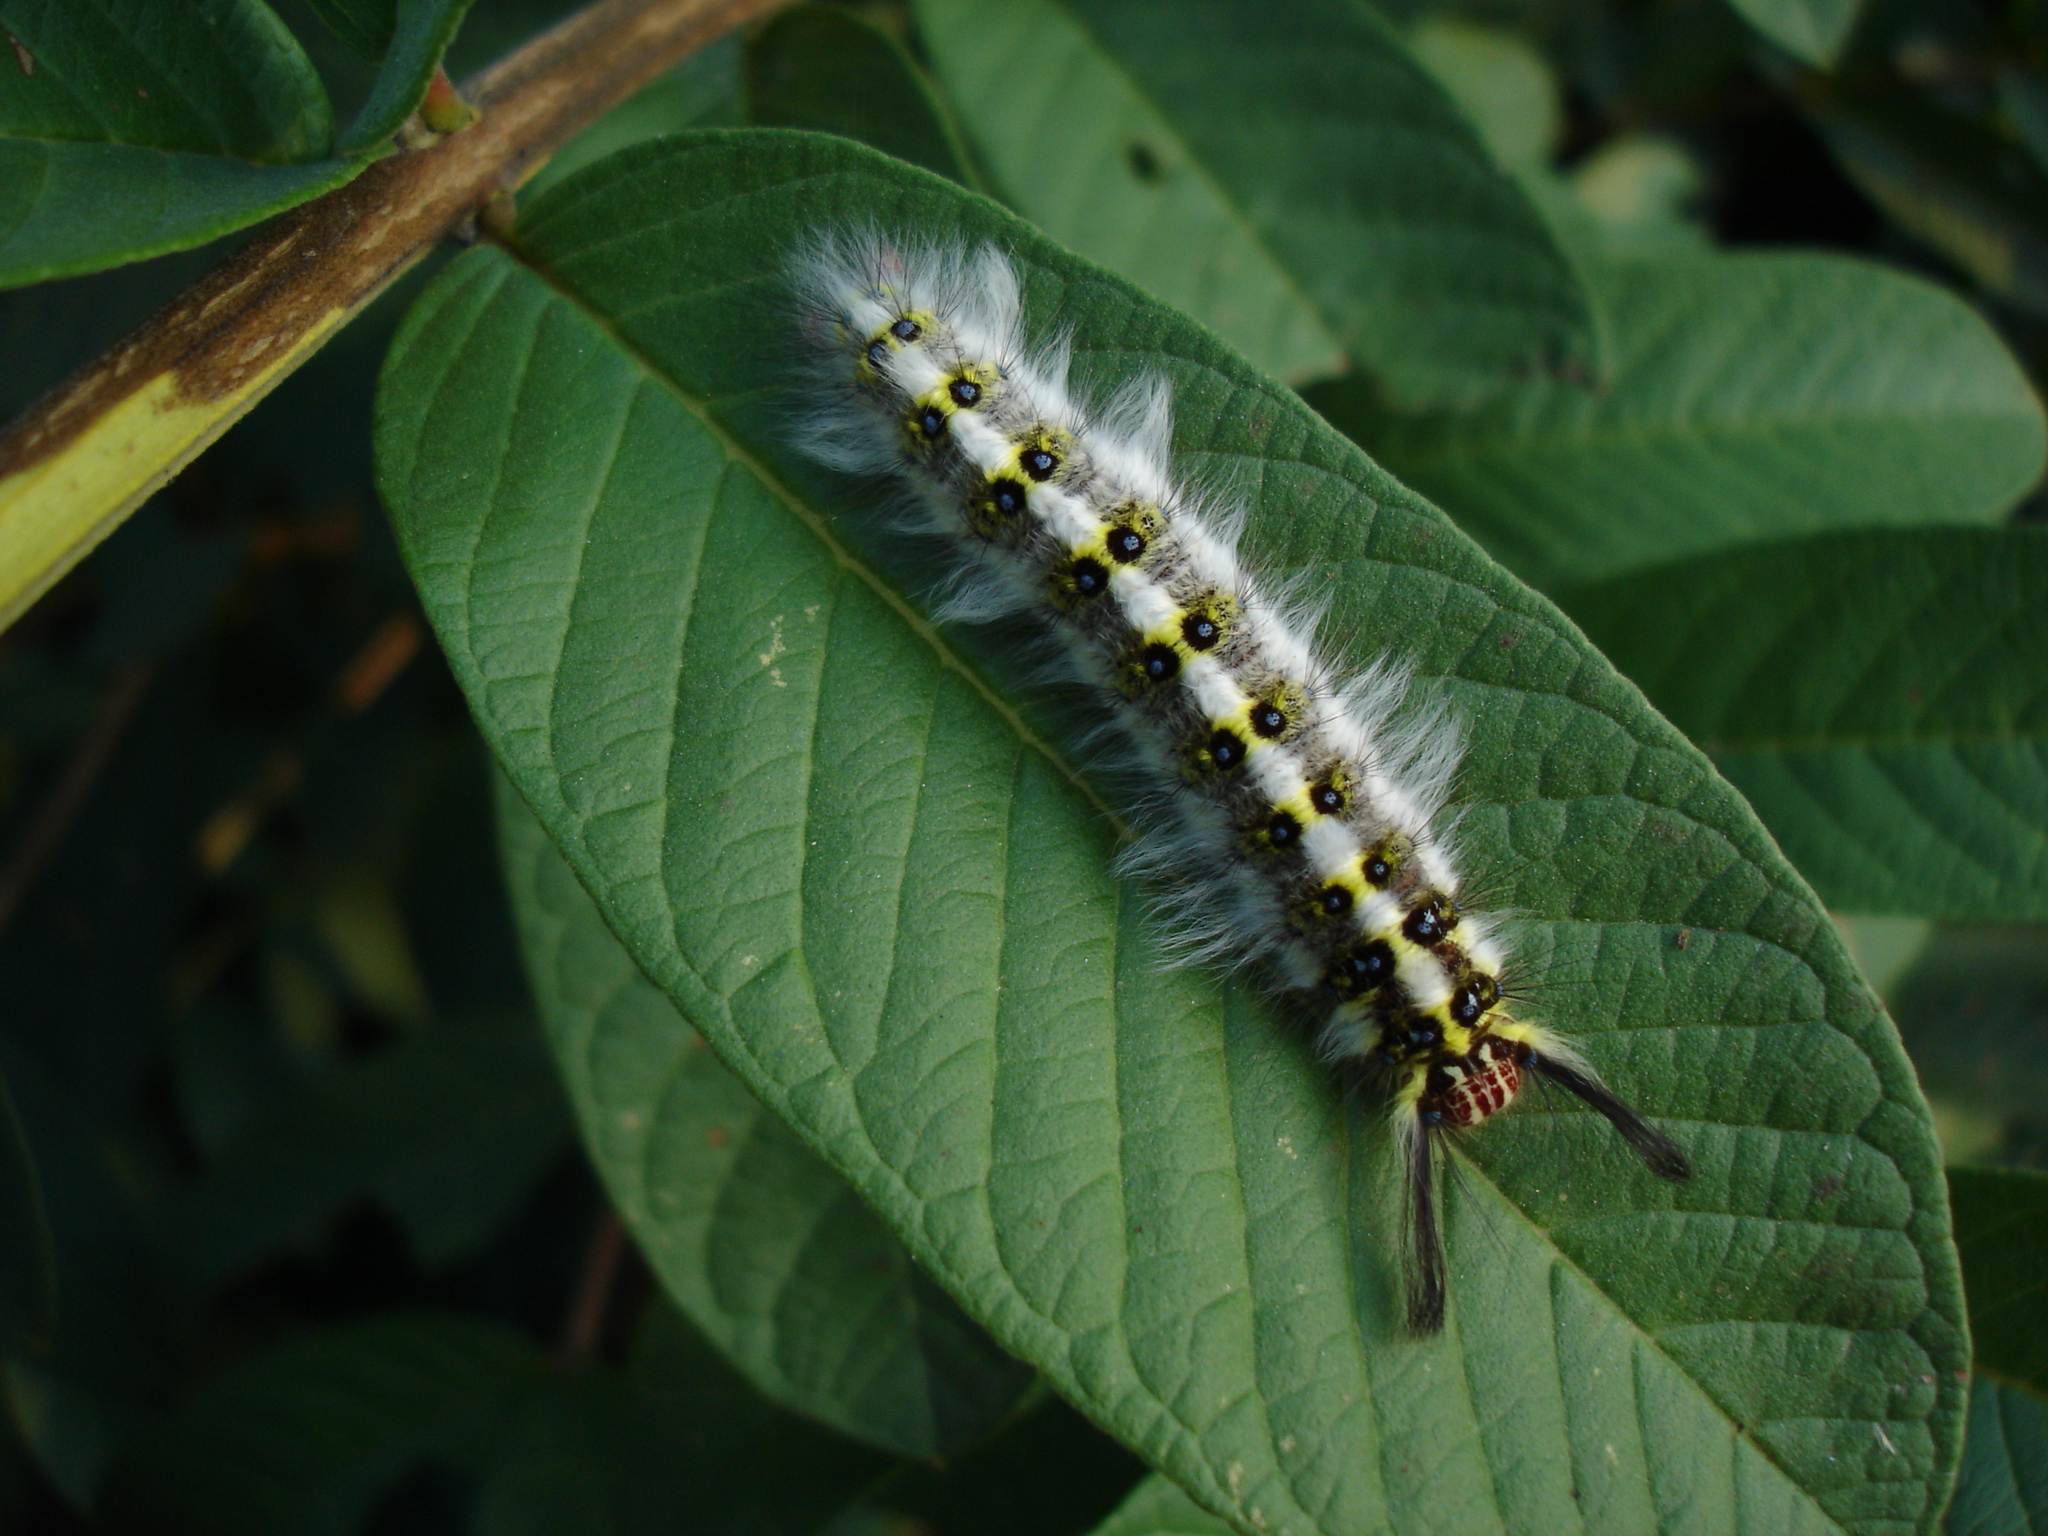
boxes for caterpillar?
[793,232,1690,1335]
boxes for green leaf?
[495,775,1034,1459]
[1567,135,1712,257]
[304,0,400,62]
[615,1301,891,1536]
[0,144,365,287]
[1949,1166,2048,1396]
[861,1388,1144,1534]
[746,4,976,188]
[470,1310,888,1536]
[1943,1157,2048,1531]
[521,37,743,204]
[97,1313,549,1535]
[1810,89,2048,319]
[0,1068,54,1355]
[1092,1476,1237,1536]
[913,0,1588,399]
[170,1011,570,1276]
[1314,251,2047,591]
[1719,0,1864,68]
[376,129,1968,1535]
[96,1305,887,1535]
[1405,18,1562,172]
[1944,1377,2048,1536]
[1890,925,2048,1162]
[0,0,474,284]
[337,0,476,155]
[0,0,333,162]
[1562,527,2048,919]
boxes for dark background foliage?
[0,0,2044,1530]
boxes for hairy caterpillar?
[793,233,1690,1335]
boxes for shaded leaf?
[1563,526,2048,918]
[914,0,1588,398]
[0,1068,53,1354]
[747,4,976,187]
[863,1386,1145,1536]
[305,0,401,61]
[0,0,474,284]
[1092,1475,1236,1536]
[1944,1376,2048,1536]
[97,1307,885,1536]
[1721,0,1864,68]
[0,0,332,162]
[337,0,477,155]
[1315,252,2045,590]
[521,36,742,203]
[1949,1165,2048,1396]
[97,1313,545,1536]
[1890,925,2048,1165]
[0,145,362,287]
[171,1011,570,1276]
[1811,88,2048,318]
[377,130,1967,1535]
[495,775,1035,1459]
[473,1309,888,1536]
[99,1302,880,1536]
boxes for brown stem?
[0,0,789,624]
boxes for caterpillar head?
[1421,1034,1526,1131]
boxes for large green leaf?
[913,0,1588,400]
[0,0,471,285]
[1313,253,2046,591]
[494,778,1034,1459]
[1949,1166,2048,1397]
[376,130,1967,1535]
[1943,1377,2048,1536]
[1563,527,2048,919]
